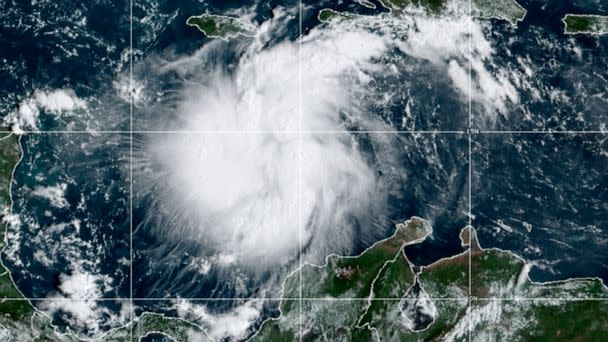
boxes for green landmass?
[562,14,608,35]
[131,313,209,341]
[186,14,255,40]
[100,312,210,341]
[251,220,608,341]
[0,131,78,340]
[0,131,38,337]
[471,0,527,25]
[380,0,445,14]
[250,217,444,341]
[319,0,527,25]
[318,9,360,23]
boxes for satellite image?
[0,0,607,341]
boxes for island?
[319,0,526,26]
[186,14,255,40]
[379,0,446,14]
[562,14,608,35]
[471,0,527,25]
[318,9,360,22]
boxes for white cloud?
[447,60,469,95]
[13,99,39,132]
[398,15,519,118]
[4,209,124,338]
[34,89,86,112]
[43,270,105,335]
[113,75,146,106]
[187,256,213,275]
[57,270,103,299]
[134,26,394,266]
[4,89,86,132]
[174,300,261,341]
[33,249,54,267]
[41,268,128,337]
[31,183,69,208]
[0,326,9,341]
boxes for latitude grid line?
[7,130,608,134]
[1,297,607,301]
[2,4,606,342]
[0,296,608,302]
[129,0,134,338]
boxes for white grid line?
[478,130,607,134]
[11,130,465,134]
[129,0,134,338]
[298,1,304,340]
[2,297,607,301]
[10,130,606,134]
[467,0,473,340]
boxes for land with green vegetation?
[562,14,608,35]
[251,220,608,341]
[319,0,527,26]
[318,9,360,23]
[380,0,445,14]
[0,131,85,340]
[471,0,527,25]
[0,131,38,338]
[250,217,442,341]
[186,14,255,40]
[103,312,210,341]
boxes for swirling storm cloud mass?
[128,8,502,304]
[133,18,399,268]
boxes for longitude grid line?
[129,0,134,338]
[298,0,303,341]
[467,0,473,340]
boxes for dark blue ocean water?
[0,0,130,131]
[471,0,608,283]
[6,133,130,295]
